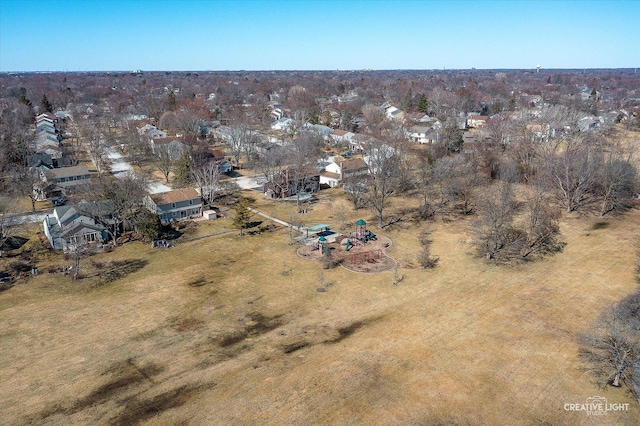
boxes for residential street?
[107,148,171,194]
[4,213,47,226]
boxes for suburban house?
[578,116,599,132]
[38,165,91,200]
[150,137,186,156]
[35,131,61,149]
[304,123,333,139]
[264,166,320,199]
[27,152,53,169]
[137,123,167,140]
[271,117,294,131]
[348,134,370,153]
[269,106,284,120]
[320,158,369,188]
[35,112,59,133]
[206,148,233,173]
[42,202,111,250]
[329,129,356,145]
[466,115,489,129]
[143,188,203,224]
[382,102,405,122]
[407,125,439,144]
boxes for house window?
[172,203,176,208]
[189,200,193,205]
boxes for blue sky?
[1,0,638,71]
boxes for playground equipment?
[318,236,330,255]
[350,219,377,244]
[344,249,385,266]
[345,239,353,251]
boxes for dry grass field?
[1,190,639,425]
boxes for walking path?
[247,207,305,234]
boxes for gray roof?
[410,125,431,134]
[48,165,90,179]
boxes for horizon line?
[1,67,639,74]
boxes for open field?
[1,193,639,425]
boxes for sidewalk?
[247,207,305,234]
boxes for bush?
[418,230,439,269]
[8,259,32,274]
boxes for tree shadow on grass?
[89,259,149,286]
[162,226,184,241]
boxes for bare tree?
[596,143,637,216]
[76,173,148,245]
[10,165,48,212]
[580,303,640,390]
[519,185,563,259]
[471,180,519,260]
[363,139,402,228]
[543,135,599,213]
[284,110,310,141]
[431,155,483,213]
[223,123,256,168]
[257,145,287,195]
[287,130,324,208]
[122,127,151,169]
[361,103,387,136]
[0,196,17,255]
[343,173,369,210]
[153,142,183,183]
[415,148,436,219]
[66,239,90,281]
[636,238,640,284]
[191,160,238,204]
[80,122,112,177]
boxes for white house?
[320,158,369,188]
[137,123,167,140]
[382,102,405,122]
[407,125,439,144]
[271,117,294,131]
[329,129,356,144]
[466,115,489,129]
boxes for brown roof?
[321,171,341,180]
[152,136,185,143]
[210,149,226,159]
[332,129,348,136]
[284,165,320,178]
[150,188,200,205]
[37,112,58,121]
[341,158,368,171]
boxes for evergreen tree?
[232,198,254,236]
[173,153,194,188]
[402,88,414,111]
[167,90,176,110]
[40,94,53,113]
[133,208,162,241]
[417,94,429,114]
[18,87,32,108]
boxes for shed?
[203,210,218,220]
